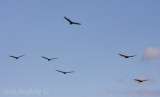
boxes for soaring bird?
[56,70,74,74]
[64,16,81,25]
[41,56,58,61]
[134,79,148,83]
[9,54,25,59]
[119,53,136,58]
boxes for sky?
[0,0,160,97]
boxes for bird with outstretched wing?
[41,56,58,61]
[64,16,81,25]
[56,70,74,74]
[134,79,148,83]
[9,54,25,59]
[119,53,136,58]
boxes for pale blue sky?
[0,0,160,97]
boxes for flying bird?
[41,56,58,61]
[134,79,148,83]
[64,16,81,25]
[119,53,136,58]
[9,54,25,59]
[56,70,74,74]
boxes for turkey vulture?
[64,16,81,25]
[41,56,58,61]
[9,54,25,59]
[56,70,74,74]
[119,54,136,58]
[134,79,148,83]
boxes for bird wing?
[142,80,148,81]
[19,54,25,58]
[51,58,58,60]
[42,56,49,59]
[10,56,16,58]
[134,79,140,81]
[64,16,72,23]
[66,71,74,73]
[72,22,81,25]
[56,70,63,73]
[119,54,125,57]
[130,55,136,57]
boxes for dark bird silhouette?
[9,54,25,59]
[64,16,81,25]
[134,79,148,83]
[41,56,58,61]
[119,53,136,58]
[56,70,74,74]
